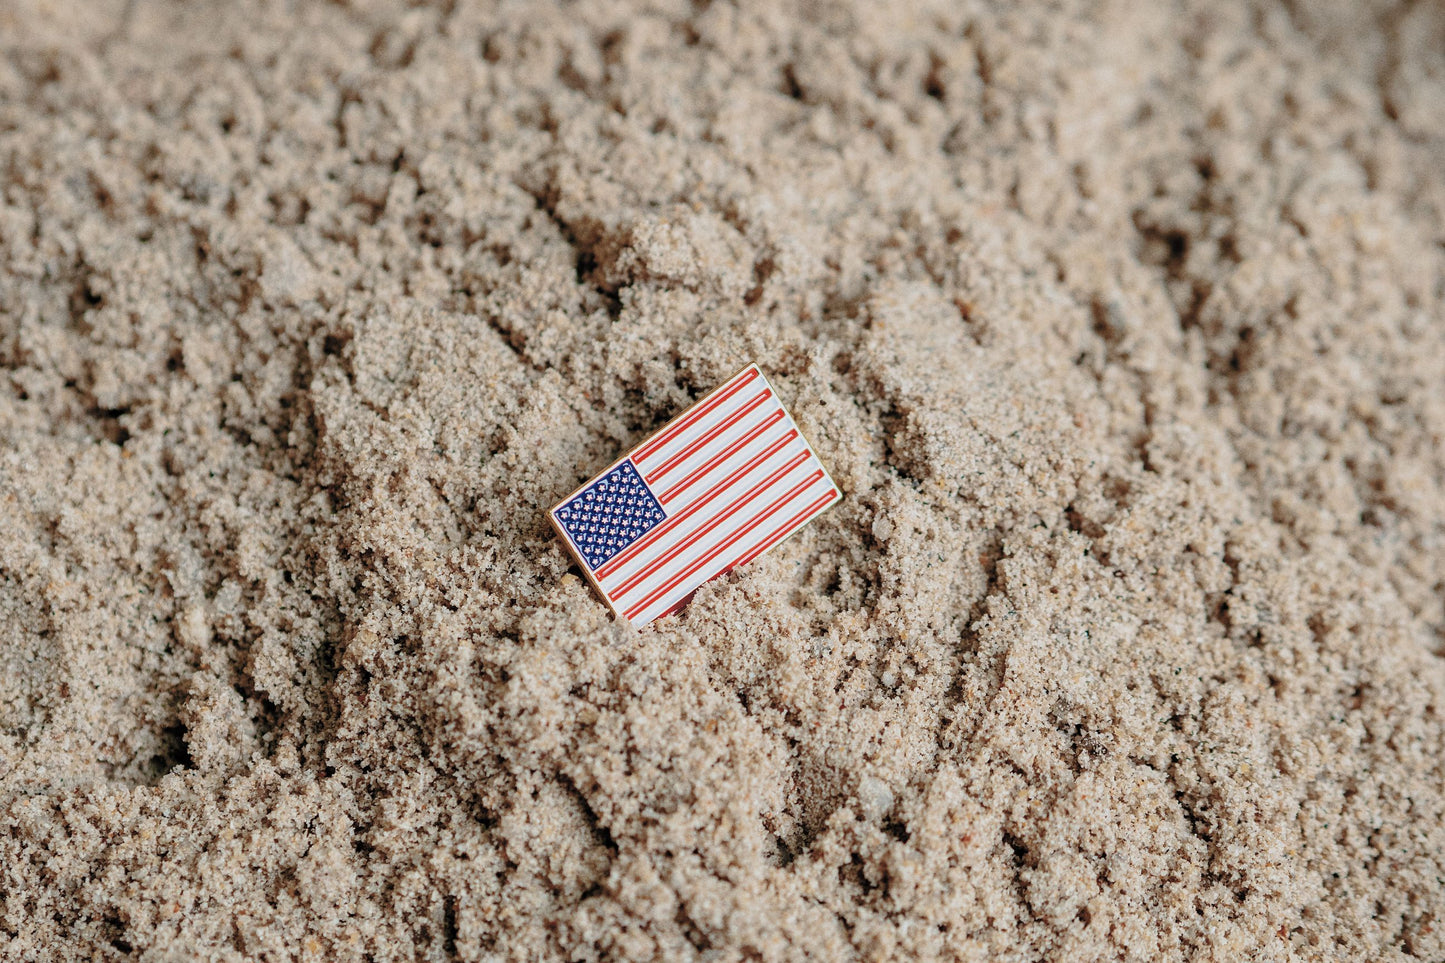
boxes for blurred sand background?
[1,0,1443,959]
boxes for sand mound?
[2,0,1443,959]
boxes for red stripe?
[622,472,825,621]
[611,463,819,600]
[631,368,759,465]
[595,434,802,579]
[644,389,773,484]
[659,410,786,504]
[728,490,838,571]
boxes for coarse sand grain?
[1,0,1444,960]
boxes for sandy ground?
[1,0,1443,959]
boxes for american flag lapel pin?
[548,364,841,628]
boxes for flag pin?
[549,364,841,627]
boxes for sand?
[1,0,1443,959]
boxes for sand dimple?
[1,0,1443,959]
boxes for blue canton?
[554,461,666,571]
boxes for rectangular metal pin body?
[548,364,841,627]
